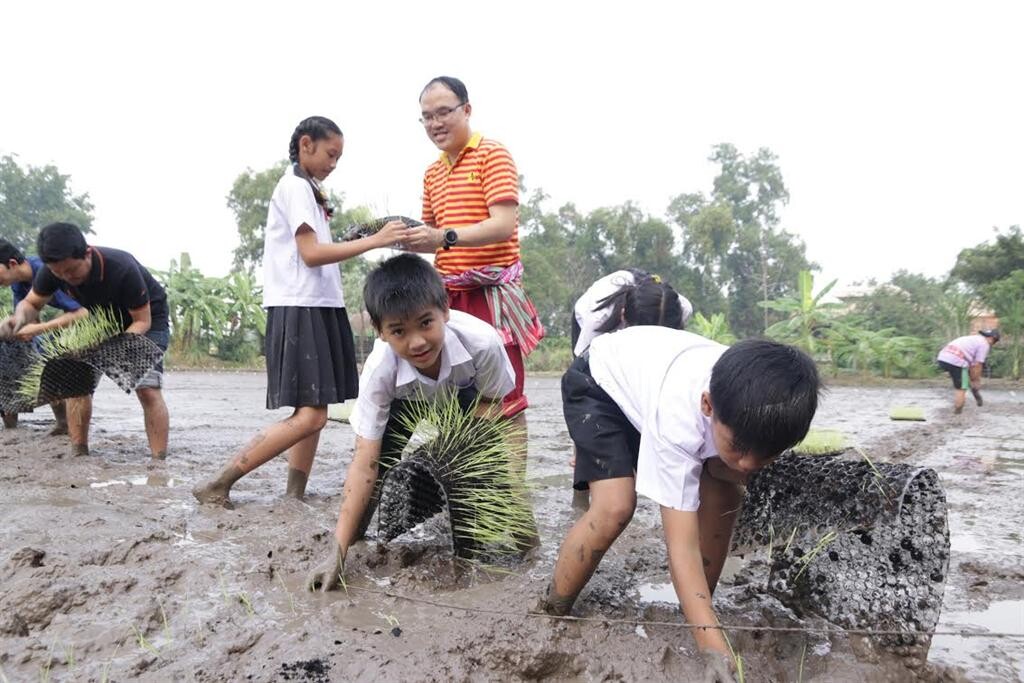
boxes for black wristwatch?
[442,228,458,250]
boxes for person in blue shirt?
[0,238,87,432]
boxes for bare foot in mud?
[71,443,89,457]
[49,423,68,436]
[152,451,167,460]
[2,413,18,429]
[192,481,234,509]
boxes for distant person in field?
[402,76,543,429]
[0,238,88,433]
[936,329,999,413]
[4,223,170,458]
[193,116,410,508]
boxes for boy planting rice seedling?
[308,253,536,590]
[539,328,820,681]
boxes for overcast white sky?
[2,1,1021,291]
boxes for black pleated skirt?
[264,307,359,409]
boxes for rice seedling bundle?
[338,215,424,242]
[375,395,534,559]
[889,405,926,421]
[17,308,165,405]
[0,338,40,414]
[732,452,949,656]
[792,428,849,456]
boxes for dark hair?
[709,339,821,458]
[594,270,683,333]
[288,116,343,217]
[364,254,448,329]
[0,238,26,265]
[420,76,469,104]
[979,328,1000,342]
[37,222,89,263]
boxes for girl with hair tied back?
[193,116,410,508]
[571,268,693,357]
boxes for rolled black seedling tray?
[0,340,40,414]
[34,333,164,404]
[732,452,950,652]
[377,458,455,551]
[338,216,424,242]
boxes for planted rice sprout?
[390,394,536,555]
[855,447,897,501]
[130,624,159,655]
[793,530,838,582]
[17,307,123,403]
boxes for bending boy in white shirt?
[308,253,518,589]
[540,328,820,679]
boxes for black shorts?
[937,360,969,390]
[561,354,640,490]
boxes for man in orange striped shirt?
[405,76,544,421]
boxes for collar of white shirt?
[393,325,473,388]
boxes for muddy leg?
[193,406,327,508]
[67,395,92,456]
[136,387,169,458]
[697,464,744,594]
[285,429,323,499]
[49,401,68,436]
[953,389,966,414]
[541,476,636,615]
[2,412,18,429]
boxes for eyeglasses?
[419,103,466,124]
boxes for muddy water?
[1,373,1021,681]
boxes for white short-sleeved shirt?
[262,166,345,308]
[349,310,516,440]
[573,270,694,356]
[588,327,727,512]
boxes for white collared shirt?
[349,310,516,440]
[588,327,727,512]
[262,166,345,308]
[573,270,694,356]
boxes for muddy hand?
[373,220,410,250]
[699,650,737,683]
[307,542,346,593]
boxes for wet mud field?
[1,373,1022,682]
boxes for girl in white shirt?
[193,116,409,508]
[572,269,693,356]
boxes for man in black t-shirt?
[6,223,171,459]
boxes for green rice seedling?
[63,643,75,670]
[793,530,838,582]
[99,639,123,683]
[797,639,807,683]
[389,394,536,556]
[17,307,123,403]
[158,599,172,644]
[721,631,745,683]
[237,592,255,617]
[218,572,231,607]
[792,428,848,456]
[130,624,159,656]
[889,405,925,421]
[276,573,297,615]
[854,447,896,501]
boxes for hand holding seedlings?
[306,541,346,593]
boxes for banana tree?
[689,312,737,345]
[763,270,844,356]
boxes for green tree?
[951,225,1024,288]
[0,154,94,250]
[227,161,372,273]
[688,312,736,345]
[984,270,1024,379]
[763,270,843,356]
[156,253,228,360]
[667,144,814,337]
